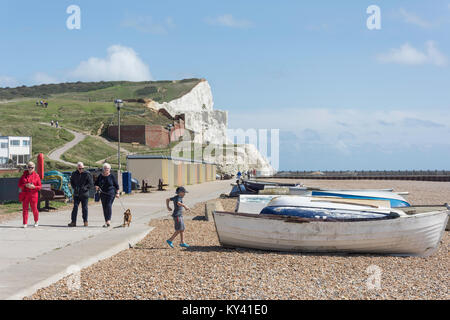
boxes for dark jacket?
[95,174,119,196]
[70,170,94,198]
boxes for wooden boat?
[235,194,394,214]
[213,201,449,257]
[238,188,410,207]
[239,180,410,207]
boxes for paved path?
[0,180,231,299]
[46,127,86,166]
[42,123,133,166]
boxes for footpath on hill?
[41,122,133,166]
[0,179,231,299]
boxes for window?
[10,140,20,146]
[18,155,25,164]
[11,154,18,164]
[23,140,30,146]
[0,157,8,164]
[0,142,7,149]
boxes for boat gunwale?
[213,208,450,224]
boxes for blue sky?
[1,1,450,170]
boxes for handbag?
[94,191,100,202]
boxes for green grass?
[53,79,201,103]
[0,79,208,169]
[0,200,69,214]
[0,119,74,156]
[0,79,202,102]
[41,159,76,171]
[0,98,171,136]
[61,136,127,168]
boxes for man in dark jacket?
[69,162,94,227]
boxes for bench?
[38,184,66,211]
[131,142,140,148]
[158,179,168,191]
[141,180,154,193]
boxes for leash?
[96,187,128,211]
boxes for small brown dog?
[123,209,132,227]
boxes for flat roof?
[127,155,216,165]
[0,136,31,139]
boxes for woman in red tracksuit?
[18,161,42,228]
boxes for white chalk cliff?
[151,80,275,175]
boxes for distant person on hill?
[18,161,42,228]
[68,162,94,227]
[50,120,54,127]
[237,171,242,180]
[166,186,190,248]
[95,163,119,227]
[55,121,59,128]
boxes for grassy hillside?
[61,136,127,168]
[0,121,74,156]
[0,98,171,135]
[0,78,202,103]
[0,78,206,171]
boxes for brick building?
[107,118,185,148]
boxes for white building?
[0,136,32,166]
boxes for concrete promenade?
[0,180,231,299]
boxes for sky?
[1,0,450,171]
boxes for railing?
[270,170,450,182]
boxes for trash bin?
[122,171,132,194]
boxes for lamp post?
[165,124,173,157]
[115,99,123,190]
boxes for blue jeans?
[100,193,115,221]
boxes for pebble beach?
[28,180,449,300]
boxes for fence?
[272,170,450,182]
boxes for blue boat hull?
[311,191,410,208]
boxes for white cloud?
[0,75,19,88]
[69,45,153,81]
[229,107,450,153]
[377,41,447,66]
[425,41,448,66]
[121,15,175,35]
[206,14,252,28]
[31,72,58,85]
[399,8,432,28]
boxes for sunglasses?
[27,166,34,169]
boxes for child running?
[166,186,190,248]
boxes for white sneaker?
[23,224,27,228]
[34,222,39,227]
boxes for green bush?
[134,86,158,96]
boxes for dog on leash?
[123,209,132,227]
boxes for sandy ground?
[265,179,450,205]
[28,180,449,300]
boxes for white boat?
[237,194,396,214]
[240,188,411,208]
[213,202,449,257]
